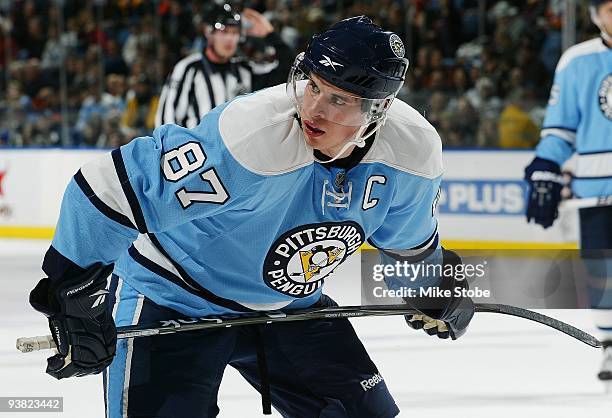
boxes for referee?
[155,4,293,128]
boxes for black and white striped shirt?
[155,34,293,128]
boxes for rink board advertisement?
[0,149,578,246]
[439,150,578,247]
[0,149,102,238]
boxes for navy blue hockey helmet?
[300,16,409,100]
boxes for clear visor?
[287,53,391,127]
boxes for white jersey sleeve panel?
[217,84,314,176]
[556,38,608,72]
[364,98,444,180]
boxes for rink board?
[0,149,578,247]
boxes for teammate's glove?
[524,157,564,229]
[29,264,116,379]
[404,250,475,340]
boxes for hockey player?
[524,0,612,386]
[29,17,474,417]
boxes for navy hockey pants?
[104,275,399,418]
[579,206,612,334]
[580,206,612,310]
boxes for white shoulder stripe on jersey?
[80,152,138,228]
[556,38,607,72]
[576,152,612,178]
[363,99,443,179]
[541,128,576,144]
[218,84,313,176]
[132,234,188,287]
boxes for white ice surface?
[1,239,611,418]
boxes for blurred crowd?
[0,0,601,149]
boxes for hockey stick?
[16,303,601,353]
[560,195,612,210]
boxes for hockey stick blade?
[475,304,601,348]
[16,303,602,353]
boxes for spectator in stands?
[412,45,432,90]
[466,76,503,115]
[122,15,155,67]
[450,66,471,96]
[121,74,159,139]
[160,0,195,59]
[41,25,67,71]
[470,77,503,147]
[426,91,450,131]
[514,43,550,99]
[104,39,129,77]
[74,74,126,147]
[0,0,599,148]
[21,87,61,147]
[452,96,479,146]
[498,88,540,148]
[0,79,31,146]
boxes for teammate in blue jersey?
[29,16,474,417]
[524,0,612,385]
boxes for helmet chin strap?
[600,29,612,45]
[309,117,386,164]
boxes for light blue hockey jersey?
[536,37,612,198]
[47,84,442,317]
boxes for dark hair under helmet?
[301,16,409,100]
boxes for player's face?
[596,2,612,37]
[300,74,361,157]
[210,26,240,59]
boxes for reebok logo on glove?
[360,373,384,391]
[89,290,109,308]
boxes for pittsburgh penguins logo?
[389,34,405,58]
[263,222,365,297]
[599,74,612,120]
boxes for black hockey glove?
[29,263,116,379]
[405,250,475,340]
[524,157,564,229]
